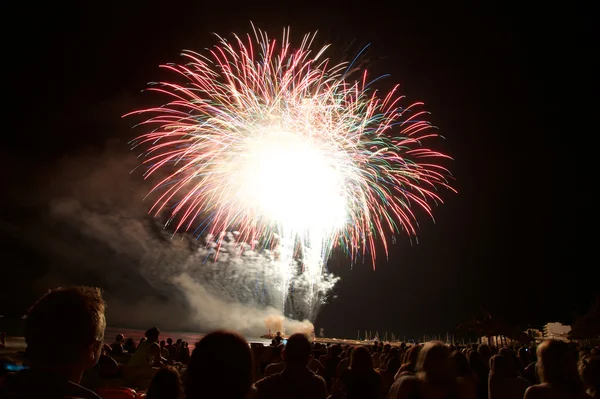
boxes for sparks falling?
[126,25,455,319]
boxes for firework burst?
[126,25,454,316]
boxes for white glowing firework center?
[235,125,347,314]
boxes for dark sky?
[1,1,594,338]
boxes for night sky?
[1,1,594,339]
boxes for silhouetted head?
[283,333,312,366]
[25,286,105,371]
[186,330,253,399]
[451,351,472,377]
[147,366,183,399]
[468,351,488,374]
[498,347,513,357]
[115,334,124,343]
[347,346,355,360]
[386,355,401,375]
[350,346,373,373]
[517,346,530,364]
[330,343,342,358]
[537,340,584,394]
[145,327,160,342]
[478,344,492,360]
[416,342,454,386]
[490,354,517,377]
[403,345,422,371]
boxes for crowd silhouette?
[0,287,598,399]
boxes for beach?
[2,326,391,360]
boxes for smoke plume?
[6,139,336,336]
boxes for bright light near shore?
[238,129,347,234]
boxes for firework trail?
[126,25,454,320]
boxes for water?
[104,326,272,347]
[0,327,272,357]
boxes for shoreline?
[0,337,25,359]
[0,334,402,360]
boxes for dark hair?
[417,342,454,385]
[451,351,472,377]
[537,340,584,394]
[330,343,342,358]
[284,333,312,365]
[386,355,401,375]
[517,346,530,363]
[478,344,491,359]
[468,351,488,375]
[490,354,517,377]
[145,327,160,342]
[186,330,253,399]
[498,347,512,357]
[402,345,422,373]
[347,346,355,358]
[147,366,182,399]
[351,346,373,373]
[25,286,105,365]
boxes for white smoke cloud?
[9,140,336,337]
[173,273,315,336]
